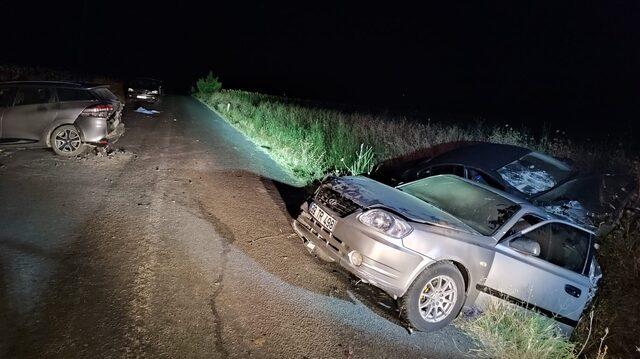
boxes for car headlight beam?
[358,209,413,238]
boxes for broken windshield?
[398,175,520,236]
[497,152,571,196]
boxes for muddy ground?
[0,96,474,358]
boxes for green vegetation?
[194,78,638,358]
[195,88,628,183]
[196,71,222,94]
[459,303,577,359]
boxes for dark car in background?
[0,81,124,156]
[127,78,163,103]
[388,143,634,231]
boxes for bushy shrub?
[196,71,222,94]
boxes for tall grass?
[195,89,629,182]
[459,303,577,359]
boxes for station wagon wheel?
[50,125,88,156]
[401,261,466,332]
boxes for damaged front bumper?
[292,201,428,299]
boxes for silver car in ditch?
[0,81,124,156]
[292,174,600,333]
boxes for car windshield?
[497,152,571,196]
[398,175,520,236]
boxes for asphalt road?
[0,96,474,358]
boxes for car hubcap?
[55,129,81,152]
[419,275,457,323]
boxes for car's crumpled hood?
[325,176,476,233]
[533,173,635,231]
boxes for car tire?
[50,125,88,156]
[401,261,466,332]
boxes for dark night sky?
[2,1,639,138]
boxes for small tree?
[196,71,222,94]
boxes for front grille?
[314,186,360,217]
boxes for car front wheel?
[51,125,88,156]
[401,261,466,332]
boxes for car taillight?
[81,104,113,118]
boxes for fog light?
[348,250,363,267]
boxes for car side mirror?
[510,237,541,257]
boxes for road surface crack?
[197,200,236,357]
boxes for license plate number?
[309,202,337,231]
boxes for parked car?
[292,174,601,333]
[0,81,124,156]
[127,78,163,103]
[387,143,633,231]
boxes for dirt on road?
[0,96,474,358]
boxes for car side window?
[467,168,505,190]
[14,87,54,106]
[57,88,95,102]
[0,87,17,107]
[505,214,543,237]
[517,222,591,274]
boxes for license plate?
[309,202,337,231]
[136,95,149,99]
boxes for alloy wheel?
[418,275,458,323]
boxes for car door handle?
[565,284,581,298]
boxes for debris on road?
[135,107,161,115]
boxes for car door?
[0,86,18,139]
[479,220,596,331]
[1,86,57,144]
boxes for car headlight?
[128,88,134,92]
[358,209,413,238]
[149,90,158,95]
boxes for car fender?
[401,225,496,304]
[42,118,76,147]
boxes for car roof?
[0,81,107,89]
[426,142,532,172]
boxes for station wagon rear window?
[398,175,520,236]
[497,152,571,196]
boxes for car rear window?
[91,88,118,101]
[398,175,520,236]
[57,88,95,102]
[497,152,571,196]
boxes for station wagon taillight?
[80,104,113,118]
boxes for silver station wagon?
[0,81,124,156]
[292,174,600,333]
